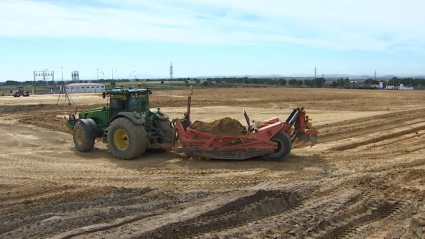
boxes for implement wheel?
[73,119,96,152]
[262,131,291,161]
[107,117,147,160]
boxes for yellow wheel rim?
[113,129,129,151]
[75,128,83,145]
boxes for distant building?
[386,86,397,90]
[399,84,414,90]
[65,83,105,93]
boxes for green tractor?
[66,85,175,160]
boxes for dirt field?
[1,87,425,238]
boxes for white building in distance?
[65,83,106,93]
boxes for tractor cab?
[103,85,152,121]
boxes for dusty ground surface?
[1,87,425,238]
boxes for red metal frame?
[167,116,293,159]
[158,108,318,160]
[160,87,318,160]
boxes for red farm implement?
[166,87,318,161]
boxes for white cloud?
[0,0,424,52]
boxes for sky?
[1,0,425,81]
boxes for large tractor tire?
[107,117,147,160]
[73,119,96,152]
[262,131,292,161]
[13,92,20,97]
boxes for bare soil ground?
[1,87,425,238]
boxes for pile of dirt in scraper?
[190,117,247,136]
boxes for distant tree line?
[3,76,425,89]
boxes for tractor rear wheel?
[155,119,174,139]
[73,120,96,152]
[107,117,147,160]
[13,92,20,97]
[262,131,291,161]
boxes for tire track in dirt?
[199,182,380,238]
[0,151,322,191]
[0,184,76,206]
[360,131,425,150]
[194,188,356,238]
[0,173,319,192]
[125,190,303,239]
[0,153,271,176]
[308,200,406,239]
[317,108,425,143]
[51,190,260,239]
[0,187,152,237]
[316,108,425,130]
[326,149,425,179]
[227,175,415,239]
[325,121,425,152]
[0,188,217,239]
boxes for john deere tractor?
[66,85,174,160]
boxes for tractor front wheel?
[107,117,147,160]
[73,120,96,152]
[262,131,291,161]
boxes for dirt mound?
[190,117,247,136]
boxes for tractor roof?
[107,87,152,95]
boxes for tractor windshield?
[108,91,150,120]
[128,93,149,112]
[109,95,127,119]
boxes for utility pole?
[112,68,114,80]
[44,69,48,92]
[97,68,99,80]
[61,67,63,93]
[170,62,173,81]
[314,67,317,88]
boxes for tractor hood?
[79,107,105,117]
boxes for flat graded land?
[1,87,425,239]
